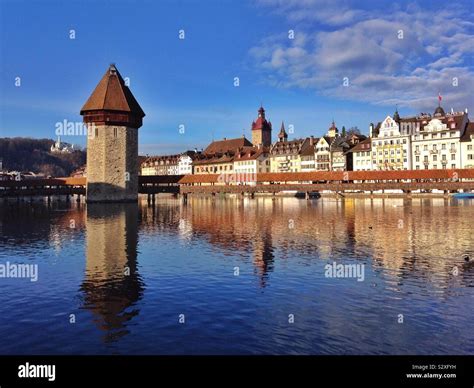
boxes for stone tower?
[80,64,145,203]
[251,106,272,147]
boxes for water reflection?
[81,203,143,343]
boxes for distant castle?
[50,136,77,153]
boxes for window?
[113,127,118,137]
[442,144,446,150]
[415,145,420,151]
[433,165,438,169]
[424,156,428,162]
[433,155,437,162]
[451,164,456,168]
[416,156,420,162]
[451,154,456,161]
[424,145,428,151]
[468,145,473,151]
[468,155,474,160]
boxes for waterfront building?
[233,145,271,175]
[314,122,339,170]
[269,137,312,173]
[141,155,180,175]
[300,137,317,172]
[193,136,252,174]
[409,106,469,170]
[178,150,201,175]
[461,122,474,169]
[330,137,353,171]
[80,64,145,202]
[370,112,412,170]
[350,138,372,171]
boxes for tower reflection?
[81,203,144,343]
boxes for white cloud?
[251,0,474,113]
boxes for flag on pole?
[438,93,442,103]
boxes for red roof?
[204,137,252,154]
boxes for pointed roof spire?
[393,105,400,121]
[80,64,145,117]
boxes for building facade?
[350,138,372,171]
[178,150,201,175]
[141,155,179,175]
[371,114,411,170]
[269,137,312,173]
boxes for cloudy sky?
[0,0,473,154]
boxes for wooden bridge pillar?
[147,193,151,205]
[76,194,81,203]
[250,192,255,199]
[47,195,51,204]
[66,194,70,203]
[443,190,449,199]
[151,194,156,205]
[182,193,188,204]
[305,191,310,200]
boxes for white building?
[410,107,468,170]
[50,136,76,153]
[350,138,372,171]
[371,114,411,170]
[178,150,201,175]
[233,146,270,175]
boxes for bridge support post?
[182,193,188,204]
[443,190,449,199]
[76,194,81,203]
[406,190,412,199]
[250,192,255,199]
[66,194,70,203]
[370,191,374,199]
[152,194,156,205]
[305,191,310,200]
[241,192,245,199]
[47,195,51,204]
[147,193,151,205]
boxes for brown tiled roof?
[270,138,308,155]
[348,137,371,152]
[204,137,252,154]
[80,64,145,117]
[178,169,474,184]
[461,122,474,142]
[235,146,269,161]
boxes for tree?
[341,126,347,137]
[347,126,361,136]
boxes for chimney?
[309,136,314,146]
[369,124,373,138]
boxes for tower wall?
[86,125,138,203]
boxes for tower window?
[114,127,118,137]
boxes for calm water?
[0,196,473,355]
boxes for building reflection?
[81,203,143,343]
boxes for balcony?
[414,150,421,155]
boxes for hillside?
[0,137,86,177]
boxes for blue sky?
[0,0,473,155]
